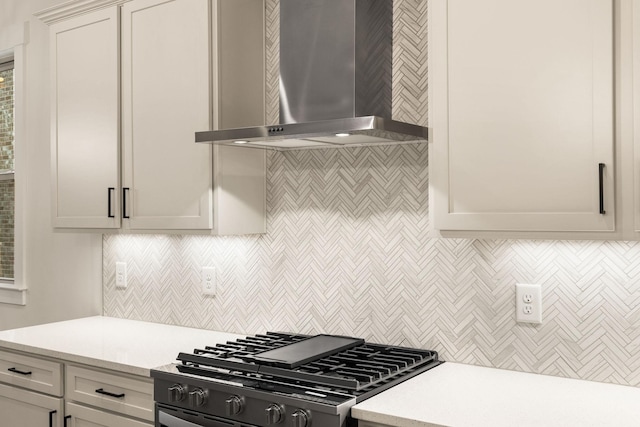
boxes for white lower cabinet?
[0,349,63,396]
[0,382,63,426]
[66,402,152,427]
[65,365,154,422]
[0,349,153,427]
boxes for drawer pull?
[8,367,32,376]
[95,388,125,398]
[48,410,56,427]
[64,415,71,427]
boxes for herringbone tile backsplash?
[103,0,640,387]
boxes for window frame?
[0,60,13,72]
[0,36,26,305]
[0,59,16,281]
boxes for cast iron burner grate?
[176,332,439,398]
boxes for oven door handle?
[158,410,207,427]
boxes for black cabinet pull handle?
[8,367,32,376]
[598,163,606,215]
[63,415,71,427]
[95,388,125,398]
[48,410,56,427]
[122,187,130,219]
[107,187,115,218]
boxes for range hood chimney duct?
[196,0,428,150]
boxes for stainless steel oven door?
[157,404,258,427]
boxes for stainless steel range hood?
[196,0,428,150]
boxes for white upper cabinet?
[43,0,266,234]
[50,7,120,229]
[633,1,640,234]
[430,0,614,232]
[121,0,212,230]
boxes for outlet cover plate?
[202,267,216,296]
[516,283,542,324]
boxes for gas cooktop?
[152,332,442,427]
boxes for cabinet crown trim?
[35,0,131,24]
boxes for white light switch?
[115,262,127,289]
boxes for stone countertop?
[352,362,640,427]
[0,316,242,377]
[3,318,638,426]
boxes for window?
[0,28,25,305]
[0,60,15,283]
[0,50,23,305]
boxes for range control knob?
[291,409,311,427]
[265,404,284,425]
[188,388,207,407]
[225,395,244,416]
[168,384,186,402]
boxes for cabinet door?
[121,0,212,230]
[50,7,120,228]
[634,0,640,233]
[0,382,63,426]
[430,0,614,232]
[66,402,152,427]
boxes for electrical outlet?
[516,283,542,324]
[115,262,127,289]
[201,267,216,296]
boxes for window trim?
[0,32,26,305]
[0,61,13,73]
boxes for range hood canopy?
[196,0,429,150]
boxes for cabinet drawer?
[66,365,153,421]
[66,401,153,427]
[0,350,63,396]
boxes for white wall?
[0,0,103,330]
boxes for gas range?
[151,332,442,427]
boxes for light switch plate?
[516,283,542,324]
